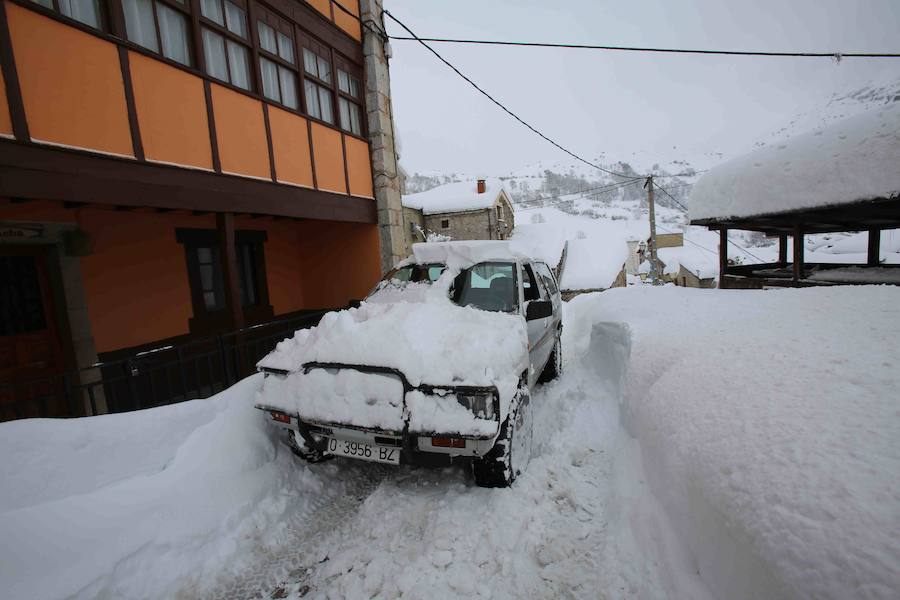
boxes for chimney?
[477,179,486,194]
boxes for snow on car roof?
[402,179,507,215]
[410,240,532,269]
[689,104,900,221]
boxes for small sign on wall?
[0,225,44,240]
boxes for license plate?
[325,437,401,465]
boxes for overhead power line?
[381,10,638,180]
[386,36,900,59]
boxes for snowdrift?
[578,286,900,599]
[0,376,344,599]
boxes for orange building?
[0,0,402,419]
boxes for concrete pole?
[645,176,661,284]
[361,0,406,273]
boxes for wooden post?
[778,233,788,267]
[792,226,804,285]
[867,227,881,267]
[718,228,728,289]
[217,212,244,330]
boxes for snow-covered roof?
[559,236,629,291]
[409,240,530,268]
[689,104,900,221]
[403,179,508,215]
[658,246,718,280]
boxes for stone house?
[401,179,515,256]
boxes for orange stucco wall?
[333,0,361,40]
[210,84,270,179]
[0,65,12,137]
[7,3,133,156]
[334,0,362,40]
[344,135,374,198]
[268,107,314,188]
[0,201,199,352]
[310,122,347,194]
[295,220,381,307]
[307,0,331,19]
[1,200,381,351]
[129,52,213,170]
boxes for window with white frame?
[122,0,192,66]
[200,0,252,90]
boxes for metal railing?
[1,311,326,422]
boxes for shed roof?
[689,105,900,230]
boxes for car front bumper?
[261,407,497,466]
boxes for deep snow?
[582,285,900,599]
[2,286,897,599]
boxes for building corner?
[361,0,406,273]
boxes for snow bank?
[577,286,900,599]
[0,376,345,599]
[690,104,900,220]
[402,178,507,215]
[559,236,628,290]
[0,397,224,512]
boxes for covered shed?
[558,237,628,299]
[689,105,900,288]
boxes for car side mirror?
[525,300,552,321]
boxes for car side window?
[535,262,559,297]
[522,264,545,301]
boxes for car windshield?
[382,263,446,284]
[452,262,517,312]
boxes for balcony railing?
[0,311,326,422]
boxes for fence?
[0,311,325,422]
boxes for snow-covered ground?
[2,286,897,599]
[584,285,900,599]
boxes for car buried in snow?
[255,241,562,487]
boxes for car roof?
[409,241,532,268]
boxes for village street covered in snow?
[2,0,900,598]
[2,284,899,599]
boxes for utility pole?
[644,175,661,284]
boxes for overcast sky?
[384,0,900,176]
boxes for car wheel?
[538,330,563,383]
[286,430,334,464]
[472,387,533,488]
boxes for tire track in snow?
[201,461,393,600]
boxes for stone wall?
[424,209,494,242]
[361,0,404,272]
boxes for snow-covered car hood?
[256,281,529,431]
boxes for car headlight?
[456,392,495,419]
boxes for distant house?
[401,179,515,255]
[657,246,718,288]
[558,237,628,300]
[690,106,900,288]
[626,232,683,275]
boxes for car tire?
[286,430,334,464]
[472,387,533,488]
[538,330,563,383]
